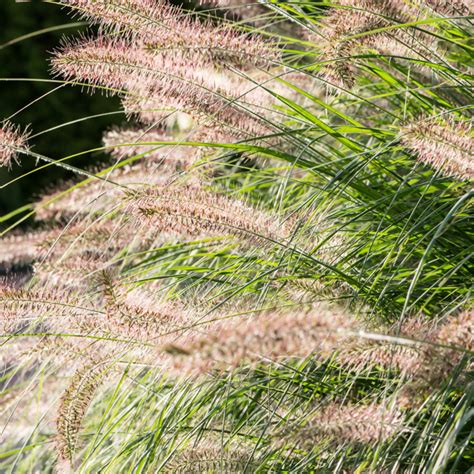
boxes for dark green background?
[0,0,122,216]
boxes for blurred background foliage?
[0,0,122,216]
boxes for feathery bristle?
[313,7,384,90]
[198,0,269,23]
[400,118,473,180]
[121,93,264,145]
[338,310,473,397]
[337,317,434,374]
[0,121,29,168]
[1,374,67,448]
[35,252,115,292]
[313,1,439,90]
[35,163,171,221]
[423,0,472,16]
[427,308,473,382]
[199,0,260,6]
[38,219,132,259]
[436,308,473,350]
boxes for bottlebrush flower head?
[57,0,279,68]
[283,401,403,447]
[396,309,474,407]
[198,0,269,23]
[52,36,273,138]
[199,0,259,6]
[35,162,170,221]
[0,121,29,168]
[126,182,295,244]
[0,286,99,334]
[35,254,119,294]
[99,273,194,342]
[165,304,357,374]
[36,217,151,264]
[103,122,240,170]
[337,309,473,402]
[32,217,172,293]
[0,229,53,269]
[313,5,387,90]
[51,36,146,92]
[429,308,473,380]
[337,317,435,374]
[313,0,438,89]
[337,0,424,19]
[199,0,304,39]
[168,443,255,473]
[0,374,68,447]
[436,308,473,351]
[400,117,473,180]
[423,0,472,16]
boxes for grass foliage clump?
[0,0,472,472]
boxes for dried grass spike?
[0,229,52,269]
[0,287,99,334]
[52,36,273,138]
[56,361,109,466]
[99,273,193,341]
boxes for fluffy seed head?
[0,286,100,334]
[313,1,439,90]
[0,121,29,168]
[52,37,273,138]
[0,229,53,269]
[99,274,193,342]
[57,0,278,68]
[427,308,474,382]
[338,310,473,403]
[284,401,404,446]
[400,118,473,180]
[423,0,472,16]
[436,308,473,351]
[198,0,269,23]
[126,183,294,244]
[166,304,357,374]
[35,163,170,221]
[167,444,255,473]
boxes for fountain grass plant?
[0,0,472,472]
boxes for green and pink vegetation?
[0,0,472,471]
